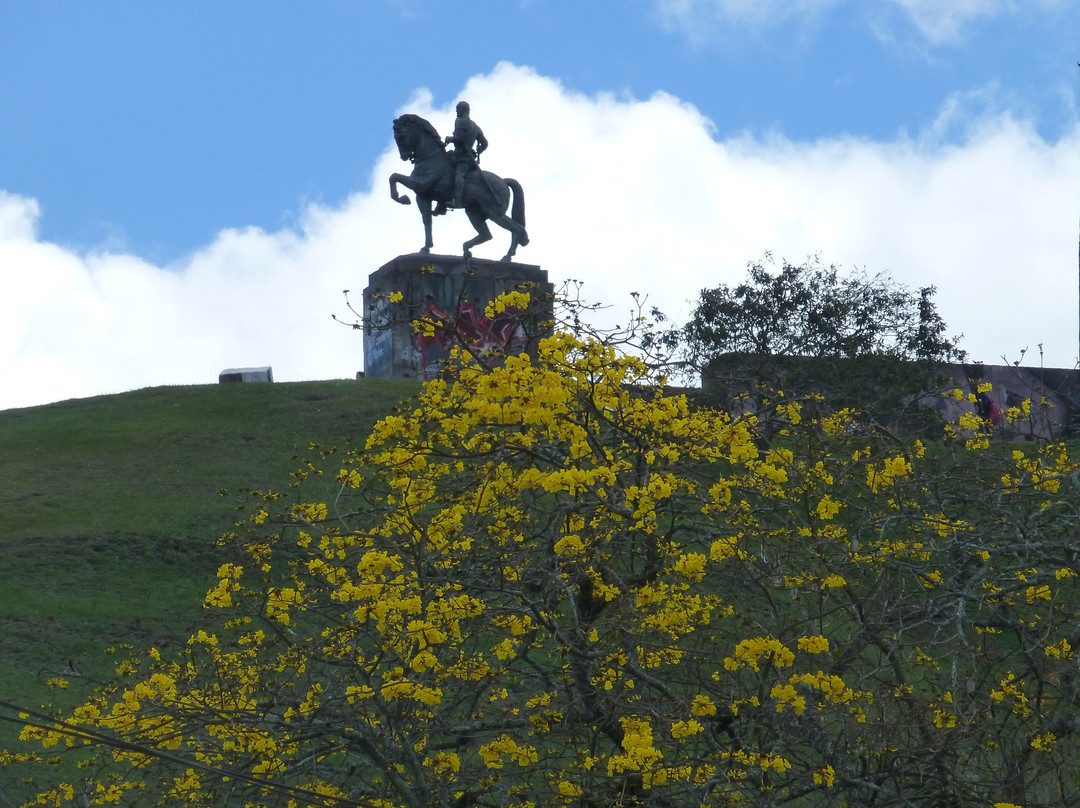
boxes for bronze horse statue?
[390,114,529,262]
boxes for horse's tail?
[506,178,526,230]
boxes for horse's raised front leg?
[389,173,413,206]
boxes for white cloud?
[651,0,1065,45]
[0,176,414,411]
[2,63,1078,411]
[654,0,837,27]
[880,0,1006,44]
[650,0,838,40]
[0,191,40,241]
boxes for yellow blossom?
[797,635,830,654]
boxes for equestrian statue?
[390,103,529,262]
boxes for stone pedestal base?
[363,254,553,380]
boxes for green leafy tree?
[672,255,965,433]
[4,294,1079,808]
[680,254,961,363]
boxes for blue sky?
[2,1,1080,409]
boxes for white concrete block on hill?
[218,366,273,383]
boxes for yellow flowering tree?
[6,303,1080,808]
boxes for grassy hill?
[0,379,418,757]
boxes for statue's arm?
[446,119,468,147]
[475,126,488,155]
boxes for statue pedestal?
[363,254,553,380]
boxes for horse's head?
[392,116,416,161]
[393,114,443,163]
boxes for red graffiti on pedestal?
[415,302,528,380]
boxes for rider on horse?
[443,101,488,209]
[390,110,528,261]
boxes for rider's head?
[456,101,470,117]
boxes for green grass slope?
[0,379,417,741]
